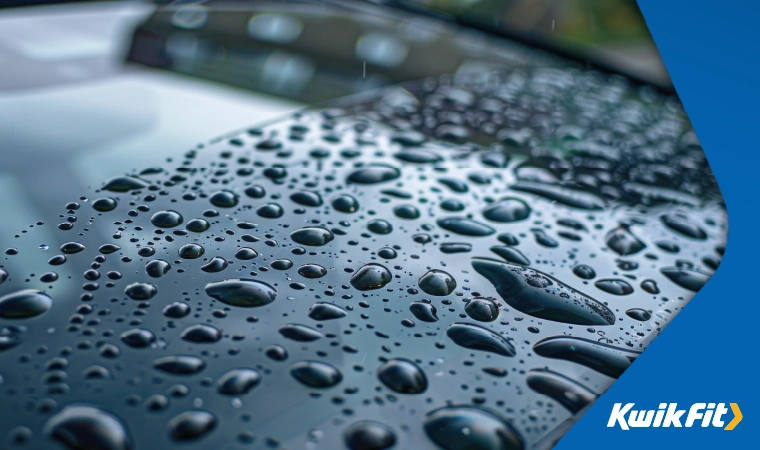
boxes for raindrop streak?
[205,279,277,307]
[472,258,615,325]
[532,336,640,378]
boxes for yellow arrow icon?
[724,403,742,430]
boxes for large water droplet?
[350,264,392,291]
[437,218,494,237]
[409,301,438,322]
[512,181,604,210]
[205,279,277,307]
[290,361,342,388]
[418,269,456,296]
[347,165,400,184]
[150,211,183,228]
[377,358,427,394]
[660,267,711,291]
[290,227,335,246]
[168,410,216,442]
[344,421,396,450]
[180,324,222,343]
[464,297,500,322]
[605,227,645,255]
[124,283,157,300]
[446,322,516,357]
[472,258,615,325]
[153,356,206,375]
[0,289,52,319]
[44,405,132,450]
[526,369,596,414]
[279,324,322,342]
[217,368,262,395]
[661,213,707,240]
[423,406,524,450]
[482,198,531,223]
[532,336,639,378]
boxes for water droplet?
[181,324,222,343]
[482,198,531,223]
[409,301,438,322]
[464,297,499,322]
[145,259,171,278]
[92,198,118,212]
[124,283,157,300]
[572,264,596,280]
[44,405,132,450]
[120,328,156,348]
[526,369,595,414]
[625,308,652,321]
[217,368,262,395]
[446,322,516,357]
[234,247,258,260]
[168,410,217,442]
[332,194,359,213]
[290,190,323,207]
[347,165,400,184]
[178,244,205,259]
[532,336,639,378]
[209,190,238,208]
[290,227,335,246]
[377,359,427,394]
[418,269,456,296]
[471,258,615,325]
[163,302,191,318]
[290,361,342,388]
[102,176,148,192]
[606,227,645,255]
[660,267,711,291]
[298,264,327,279]
[61,242,86,254]
[440,243,472,254]
[594,279,633,296]
[512,181,604,210]
[350,264,392,291]
[256,203,284,219]
[186,219,210,233]
[344,421,396,450]
[150,210,183,228]
[99,244,121,254]
[153,356,206,375]
[489,246,530,266]
[279,324,322,342]
[367,220,393,235]
[661,214,707,240]
[0,289,52,319]
[201,256,228,273]
[393,204,420,219]
[308,302,347,320]
[640,279,659,294]
[205,279,277,307]
[437,218,494,237]
[423,406,524,450]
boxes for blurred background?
[0,0,668,237]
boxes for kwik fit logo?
[608,403,742,430]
